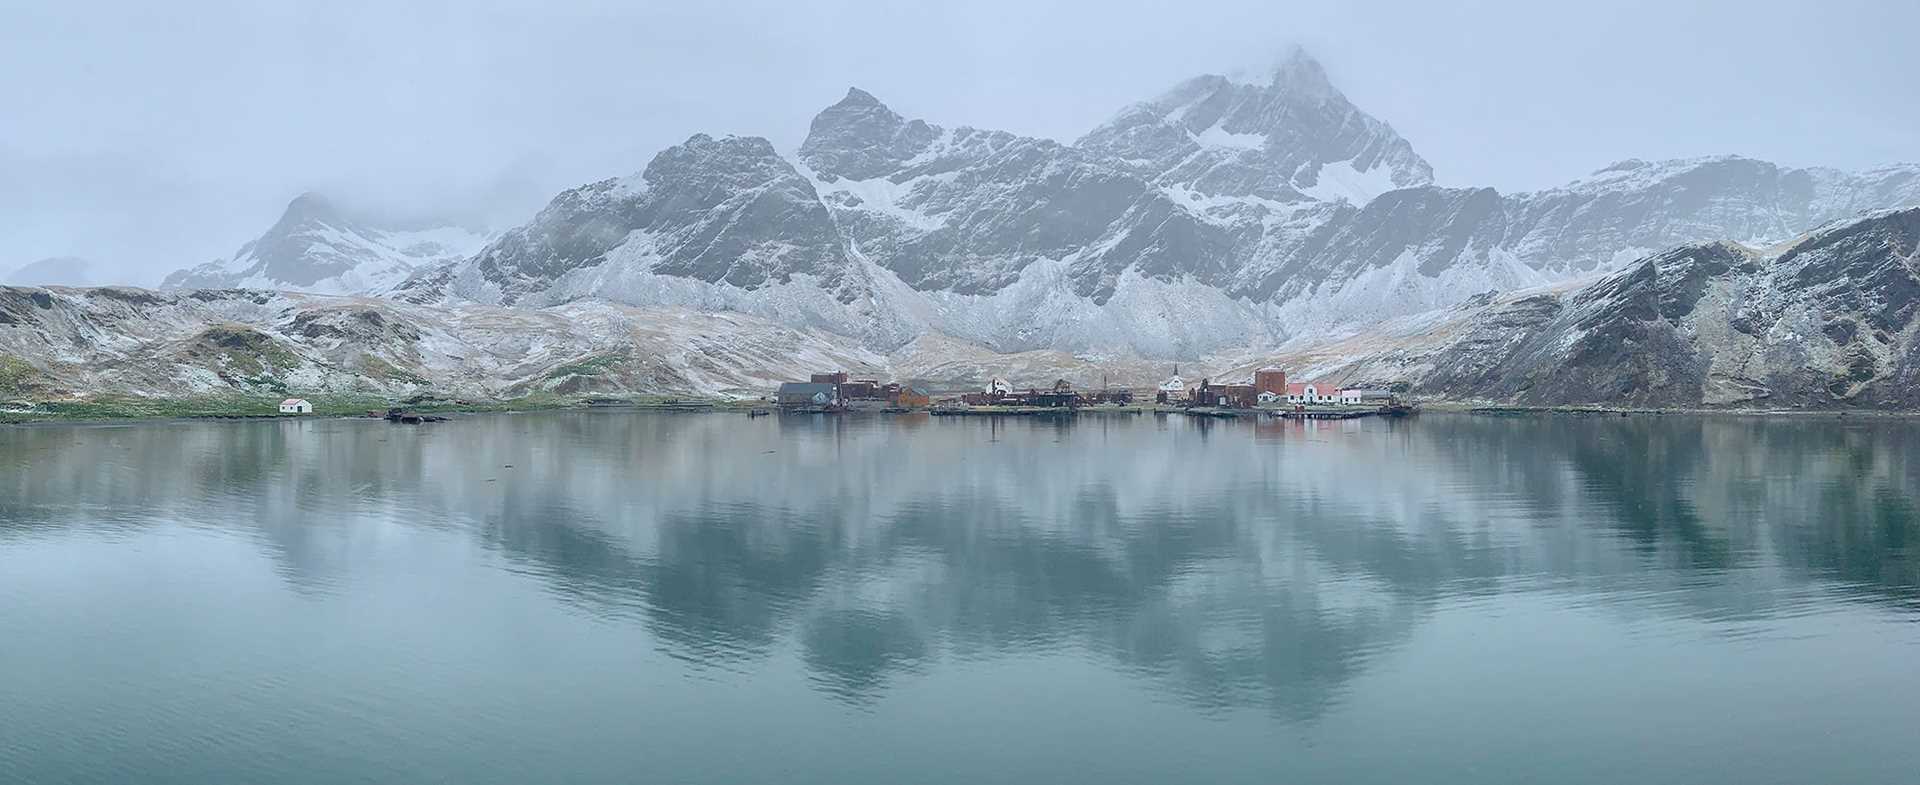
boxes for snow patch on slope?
[1193,125,1267,150]
[1269,245,1556,346]
[812,172,953,232]
[1299,160,1402,205]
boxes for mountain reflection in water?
[6,411,1920,785]
[5,412,1915,718]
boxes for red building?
[1255,368,1288,396]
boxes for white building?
[1284,383,1335,404]
[1158,367,1186,397]
[279,398,314,415]
[1340,389,1397,405]
[987,377,1014,396]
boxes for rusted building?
[1255,368,1288,396]
[1190,378,1258,408]
[959,390,1004,406]
[1024,387,1079,408]
[960,385,1081,408]
[889,382,933,409]
[838,379,885,401]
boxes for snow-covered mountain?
[0,285,886,401]
[162,193,491,295]
[9,207,1918,411]
[1077,47,1433,205]
[4,208,1918,410]
[390,50,1919,359]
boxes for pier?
[773,367,1415,421]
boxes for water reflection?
[3,412,1918,717]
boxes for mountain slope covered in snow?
[162,193,490,296]
[388,50,1919,359]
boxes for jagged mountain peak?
[798,88,939,181]
[1140,50,1349,132]
[837,86,885,108]
[658,133,783,164]
[1247,45,1336,98]
[643,134,802,191]
[1078,48,1432,204]
[379,60,1920,363]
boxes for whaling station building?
[958,377,1135,408]
[1160,368,1399,410]
[775,368,1396,413]
[777,372,933,413]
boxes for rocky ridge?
[7,208,1920,410]
[391,52,1919,358]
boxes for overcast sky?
[5,0,1917,285]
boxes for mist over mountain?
[377,50,1919,360]
[18,41,1920,409]
[7,257,100,287]
[161,193,491,295]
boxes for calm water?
[3,411,1918,784]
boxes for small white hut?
[279,398,314,415]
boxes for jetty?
[931,405,1084,417]
[771,366,1419,421]
[1274,409,1371,420]
[1275,402,1417,419]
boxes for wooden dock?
[930,405,1080,417]
[884,403,1423,420]
[1273,409,1373,420]
[1272,404,1417,420]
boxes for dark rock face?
[289,306,424,345]
[798,88,941,182]
[1411,209,1920,409]
[1419,294,1566,397]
